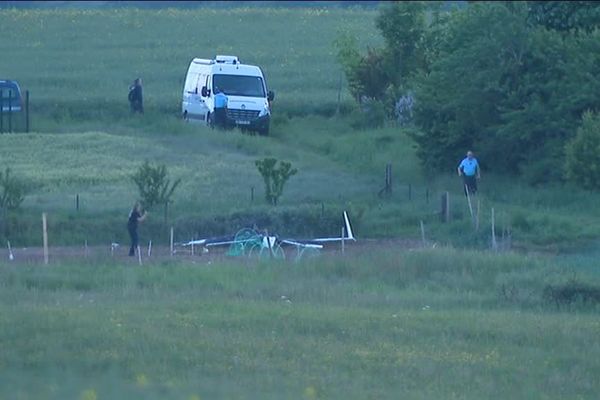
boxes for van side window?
[196,74,204,94]
[185,73,198,93]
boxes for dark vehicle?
[0,80,23,112]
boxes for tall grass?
[0,7,381,126]
[1,248,599,399]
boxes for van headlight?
[258,102,270,117]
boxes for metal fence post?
[8,90,12,133]
[25,90,30,133]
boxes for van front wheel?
[258,126,269,136]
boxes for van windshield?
[213,74,265,98]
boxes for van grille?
[227,109,260,121]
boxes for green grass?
[3,6,600,251]
[0,7,381,123]
[1,248,599,399]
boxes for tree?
[565,111,600,190]
[527,1,600,34]
[411,2,600,181]
[334,1,429,114]
[255,158,297,206]
[131,161,181,209]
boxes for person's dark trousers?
[463,175,477,196]
[214,107,227,128]
[128,226,138,256]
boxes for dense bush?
[336,1,600,182]
[565,111,600,190]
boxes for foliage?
[350,98,387,130]
[255,158,297,206]
[411,2,600,180]
[0,167,26,211]
[565,111,600,190]
[335,2,428,117]
[527,0,600,34]
[131,161,181,209]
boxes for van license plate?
[236,120,250,125]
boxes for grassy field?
[1,7,600,251]
[0,6,599,400]
[1,248,599,399]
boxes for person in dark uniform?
[213,87,228,129]
[128,78,144,114]
[127,201,147,256]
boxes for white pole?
[42,212,48,265]
[191,237,194,256]
[137,245,142,266]
[420,220,426,247]
[7,240,14,261]
[465,184,474,223]
[341,226,345,254]
[147,240,152,257]
[170,227,174,256]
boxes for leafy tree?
[527,1,600,34]
[0,167,26,211]
[255,158,297,206]
[334,1,429,115]
[411,2,600,181]
[375,0,428,85]
[565,111,600,190]
[132,161,181,209]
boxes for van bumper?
[227,114,270,133]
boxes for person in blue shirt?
[213,87,228,129]
[457,150,480,196]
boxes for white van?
[181,55,274,135]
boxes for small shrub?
[0,167,26,211]
[131,161,181,209]
[255,158,297,206]
[543,281,600,307]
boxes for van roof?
[189,58,263,77]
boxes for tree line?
[336,1,600,187]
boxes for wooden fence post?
[491,208,498,251]
[42,212,48,265]
[441,192,450,223]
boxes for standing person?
[127,201,147,257]
[457,150,481,196]
[213,87,228,129]
[128,78,144,114]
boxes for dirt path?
[0,238,428,266]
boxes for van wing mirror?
[267,90,275,102]
[201,86,210,97]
